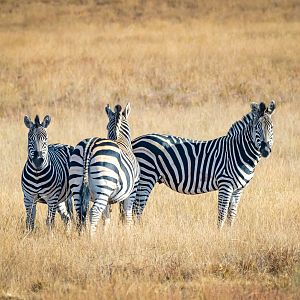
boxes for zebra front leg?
[57,201,72,233]
[90,196,109,237]
[24,196,37,232]
[227,189,243,227]
[217,186,233,229]
[46,201,58,232]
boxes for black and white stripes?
[69,104,140,235]
[131,101,276,228]
[21,101,275,232]
[21,115,73,231]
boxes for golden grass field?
[0,1,300,299]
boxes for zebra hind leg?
[123,180,139,226]
[73,183,90,234]
[102,204,112,230]
[132,179,156,221]
[90,196,109,237]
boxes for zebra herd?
[21,101,276,234]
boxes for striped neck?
[227,112,255,137]
[231,120,262,168]
[107,112,132,148]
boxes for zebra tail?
[80,138,96,221]
[81,181,90,220]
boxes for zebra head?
[105,103,131,141]
[24,115,51,170]
[251,101,276,158]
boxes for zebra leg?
[46,201,58,231]
[123,180,139,226]
[102,204,111,227]
[90,196,109,236]
[24,196,36,232]
[119,201,125,224]
[74,194,86,233]
[227,189,243,226]
[217,186,233,229]
[132,178,156,220]
[57,201,72,233]
[73,186,90,233]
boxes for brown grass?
[0,1,299,299]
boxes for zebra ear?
[24,115,33,129]
[105,104,114,117]
[41,115,51,128]
[266,100,276,115]
[258,102,266,116]
[250,102,259,114]
[122,103,131,118]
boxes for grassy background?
[0,1,299,299]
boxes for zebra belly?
[160,173,218,195]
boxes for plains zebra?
[22,115,73,232]
[69,103,140,235]
[131,101,276,228]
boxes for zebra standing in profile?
[131,101,276,228]
[22,115,73,232]
[69,103,140,235]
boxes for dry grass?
[0,1,300,299]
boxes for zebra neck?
[232,127,261,169]
[227,112,255,136]
[116,135,132,151]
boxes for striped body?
[131,102,275,228]
[22,144,73,204]
[22,115,73,231]
[69,104,140,234]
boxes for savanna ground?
[0,1,300,299]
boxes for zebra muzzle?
[260,142,271,158]
[33,152,44,168]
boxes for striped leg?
[132,178,156,220]
[24,196,36,232]
[217,186,233,229]
[46,200,58,231]
[90,195,109,236]
[73,185,90,233]
[227,189,243,226]
[123,180,139,226]
[102,205,111,228]
[57,201,72,232]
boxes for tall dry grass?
[0,1,299,299]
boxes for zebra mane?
[34,115,40,127]
[227,112,255,136]
[113,106,123,135]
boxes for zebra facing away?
[69,103,140,235]
[131,101,276,228]
[22,115,73,232]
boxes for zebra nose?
[33,151,42,158]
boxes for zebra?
[22,115,74,232]
[69,103,140,235]
[130,101,276,228]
